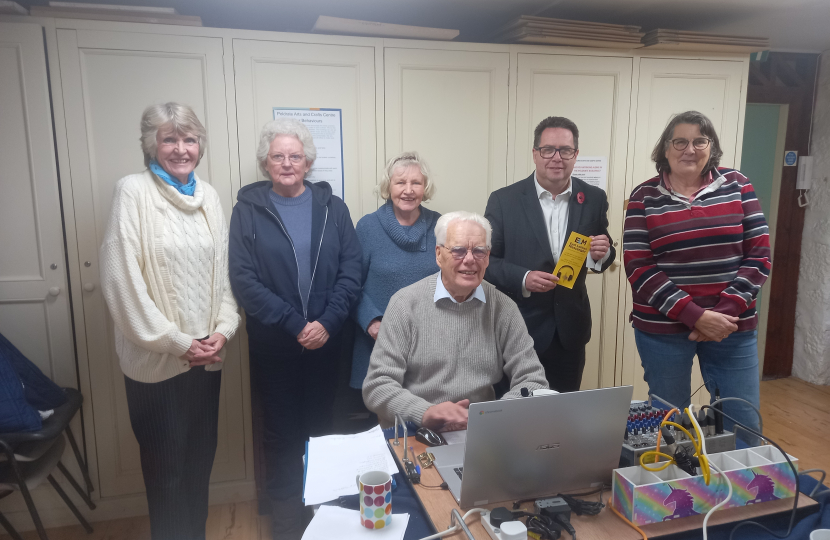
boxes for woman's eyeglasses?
[668,137,712,151]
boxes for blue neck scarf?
[149,160,196,196]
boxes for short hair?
[533,116,579,149]
[435,211,492,249]
[140,102,207,167]
[651,111,724,174]
[377,151,436,201]
[256,118,317,177]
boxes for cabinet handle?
[49,287,61,296]
[83,283,95,292]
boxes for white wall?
[793,51,830,385]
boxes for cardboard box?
[612,446,798,526]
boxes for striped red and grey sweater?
[623,168,771,334]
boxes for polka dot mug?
[356,471,392,530]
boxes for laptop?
[429,385,633,508]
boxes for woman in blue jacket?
[229,118,361,540]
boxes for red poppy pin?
[577,192,585,204]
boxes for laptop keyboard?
[454,467,463,480]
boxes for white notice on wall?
[572,156,608,192]
[273,108,345,199]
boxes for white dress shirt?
[522,173,609,297]
[434,270,487,304]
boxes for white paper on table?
[302,506,409,540]
[441,430,467,445]
[304,425,398,505]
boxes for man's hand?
[367,319,381,341]
[525,271,559,293]
[589,234,610,262]
[297,321,330,350]
[694,311,739,342]
[421,399,470,431]
[181,339,222,367]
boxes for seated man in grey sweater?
[362,211,549,431]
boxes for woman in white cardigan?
[100,103,239,540]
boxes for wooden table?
[390,439,818,539]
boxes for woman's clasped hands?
[181,334,227,366]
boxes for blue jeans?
[634,329,761,445]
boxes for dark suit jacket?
[484,174,616,352]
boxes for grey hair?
[256,118,317,178]
[435,211,492,249]
[651,110,723,174]
[140,102,207,167]
[377,151,436,201]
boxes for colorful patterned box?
[611,446,798,526]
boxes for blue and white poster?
[273,108,345,199]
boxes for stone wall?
[792,51,830,385]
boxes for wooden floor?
[3,377,828,540]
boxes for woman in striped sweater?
[623,111,771,443]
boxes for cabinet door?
[515,53,633,390]
[619,57,747,402]
[384,48,509,216]
[0,22,80,514]
[232,39,377,218]
[56,29,245,497]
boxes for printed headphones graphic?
[556,265,576,283]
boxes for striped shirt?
[623,168,771,334]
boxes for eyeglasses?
[269,153,305,164]
[441,245,490,260]
[534,146,577,160]
[669,137,712,151]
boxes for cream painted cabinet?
[617,56,748,402]
[514,53,634,391]
[384,47,510,216]
[232,39,377,218]
[0,22,82,515]
[55,28,246,497]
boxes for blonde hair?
[140,102,206,167]
[378,151,435,201]
[256,118,316,178]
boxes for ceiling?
[15,0,830,52]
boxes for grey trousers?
[124,366,221,540]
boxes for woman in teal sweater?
[351,152,440,388]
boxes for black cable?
[700,405,800,540]
[557,493,604,516]
[552,512,576,539]
[418,482,448,490]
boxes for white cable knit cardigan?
[100,170,239,383]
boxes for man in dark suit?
[485,116,615,392]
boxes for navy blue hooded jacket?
[228,180,362,342]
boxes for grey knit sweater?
[362,273,549,426]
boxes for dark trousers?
[249,331,340,527]
[124,366,221,540]
[537,330,586,393]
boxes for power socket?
[481,510,528,540]
[535,496,571,518]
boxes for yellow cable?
[686,407,712,485]
[639,451,675,471]
[608,501,647,540]
[661,421,700,454]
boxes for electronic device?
[481,509,528,540]
[429,385,634,508]
[619,401,735,468]
[415,427,446,447]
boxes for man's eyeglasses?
[534,146,577,160]
[668,137,712,151]
[269,153,305,164]
[440,245,490,260]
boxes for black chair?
[0,388,95,540]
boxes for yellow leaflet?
[552,232,591,289]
